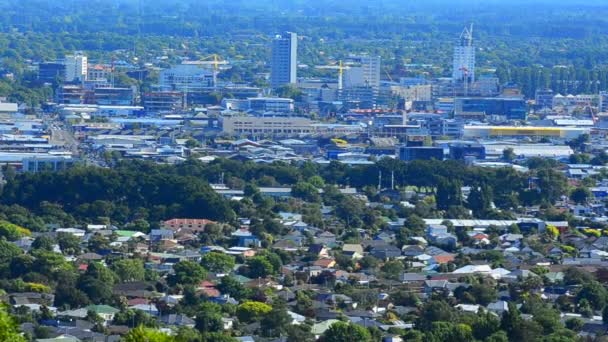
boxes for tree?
[286,323,315,342]
[169,261,207,286]
[236,301,272,323]
[380,260,404,280]
[502,148,516,162]
[200,252,236,274]
[0,239,22,277]
[261,300,292,337]
[564,267,595,285]
[436,178,462,210]
[570,186,592,204]
[0,305,25,342]
[245,256,274,278]
[321,321,372,342]
[195,302,223,333]
[467,184,493,215]
[111,259,145,283]
[485,331,508,342]
[418,301,454,330]
[292,181,321,203]
[0,220,30,241]
[57,232,81,255]
[31,236,55,251]
[217,276,250,300]
[113,309,157,328]
[536,168,568,204]
[577,281,607,310]
[122,325,174,342]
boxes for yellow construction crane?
[315,60,350,89]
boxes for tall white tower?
[452,24,475,84]
[65,52,88,83]
[271,32,298,88]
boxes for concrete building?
[64,52,88,83]
[452,25,475,83]
[248,97,294,113]
[535,88,554,109]
[344,55,381,90]
[271,32,298,88]
[142,91,184,113]
[94,87,135,106]
[38,62,65,83]
[159,64,215,92]
[454,97,527,120]
[599,91,608,113]
[398,146,444,161]
[222,115,313,136]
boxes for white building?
[222,116,314,136]
[344,55,381,90]
[271,32,298,88]
[65,52,88,83]
[159,64,215,92]
[452,25,475,83]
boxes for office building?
[142,91,184,113]
[271,32,298,88]
[248,97,295,113]
[222,115,313,136]
[344,55,381,90]
[398,146,444,161]
[600,91,608,113]
[454,97,527,120]
[38,62,66,83]
[452,25,475,83]
[159,64,215,92]
[535,88,554,109]
[449,143,486,160]
[65,52,88,83]
[94,87,135,106]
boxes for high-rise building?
[64,52,88,83]
[344,55,381,90]
[271,32,297,88]
[452,25,475,83]
[600,91,608,113]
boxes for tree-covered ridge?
[0,157,577,232]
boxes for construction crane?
[182,54,228,89]
[315,60,350,89]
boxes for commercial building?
[449,143,486,160]
[535,88,554,109]
[344,55,381,90]
[248,97,294,113]
[222,115,313,136]
[38,62,65,83]
[94,87,135,106]
[463,125,590,139]
[454,97,527,120]
[159,64,215,91]
[64,52,88,83]
[452,25,475,83]
[482,143,573,159]
[398,146,444,161]
[142,91,184,113]
[271,32,298,88]
[552,94,596,108]
[600,91,608,113]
